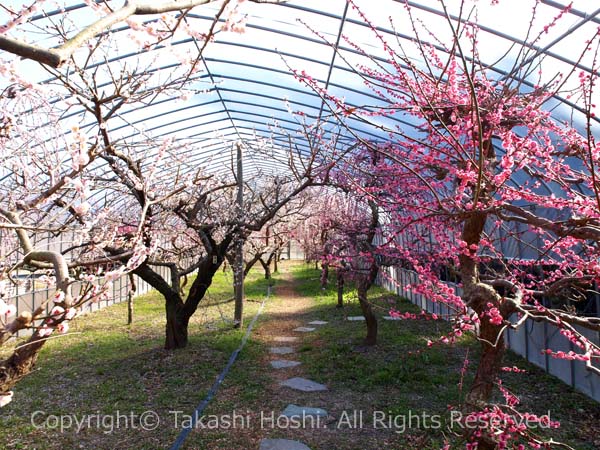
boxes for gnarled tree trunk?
[355,199,381,346]
[467,320,505,407]
[165,295,190,349]
[0,334,46,394]
[134,243,229,350]
[357,277,377,346]
[459,210,513,449]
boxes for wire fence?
[378,266,600,403]
[9,253,597,402]
[3,264,174,338]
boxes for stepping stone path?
[270,347,295,355]
[308,320,328,325]
[281,404,328,419]
[262,314,330,449]
[347,316,365,321]
[280,377,328,392]
[259,439,311,450]
[274,336,299,342]
[270,360,302,369]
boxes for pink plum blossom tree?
[295,0,600,447]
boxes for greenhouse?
[0,1,599,449]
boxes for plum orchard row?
[1,1,600,448]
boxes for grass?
[0,267,274,450]
[0,262,598,450]
[282,264,600,449]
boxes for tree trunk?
[0,333,46,394]
[127,273,136,325]
[261,260,271,279]
[459,211,505,407]
[273,253,278,273]
[336,270,344,308]
[320,262,329,289]
[165,297,190,349]
[464,319,506,450]
[244,254,262,277]
[354,199,380,346]
[458,210,509,449]
[357,279,377,346]
[262,251,276,279]
[132,237,233,350]
[466,320,506,407]
[127,291,134,325]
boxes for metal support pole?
[234,143,245,328]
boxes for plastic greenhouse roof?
[1,0,599,203]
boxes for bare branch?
[0,0,286,67]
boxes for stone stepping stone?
[293,327,316,332]
[282,404,328,419]
[383,316,401,321]
[280,377,328,392]
[259,439,311,450]
[308,320,328,325]
[274,336,299,342]
[347,316,365,321]
[270,360,302,369]
[270,347,295,355]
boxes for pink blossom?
[37,325,53,338]
[50,306,65,317]
[65,308,77,320]
[53,291,65,303]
